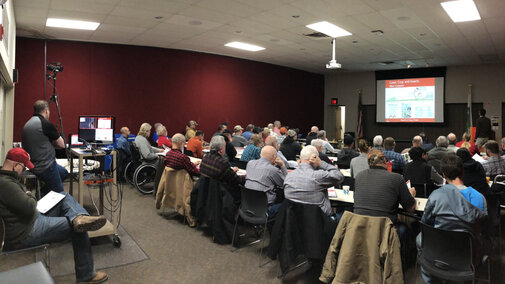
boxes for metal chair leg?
[259,219,270,267]
[230,213,240,252]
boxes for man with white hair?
[273,121,282,135]
[305,126,319,146]
[317,130,335,154]
[401,135,423,154]
[185,120,198,141]
[164,133,200,176]
[372,135,384,151]
[427,135,451,173]
[245,146,287,217]
[284,145,344,217]
[311,139,333,164]
[447,132,459,153]
[200,135,244,187]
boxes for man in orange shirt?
[187,130,205,158]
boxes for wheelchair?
[124,142,157,195]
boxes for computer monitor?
[78,115,115,145]
[69,133,84,147]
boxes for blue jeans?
[21,192,95,282]
[36,160,69,196]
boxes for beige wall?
[324,63,505,141]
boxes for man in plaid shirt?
[200,135,245,187]
[483,140,505,177]
[164,133,200,176]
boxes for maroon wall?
[14,37,324,142]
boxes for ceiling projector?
[326,60,342,69]
[326,38,342,69]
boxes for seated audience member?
[200,135,245,187]
[401,135,423,154]
[447,132,459,153]
[457,132,479,156]
[252,126,262,135]
[317,130,335,154]
[185,120,198,141]
[231,125,248,147]
[383,137,406,173]
[273,121,282,136]
[419,132,434,152]
[354,149,416,254]
[305,126,319,146]
[276,127,288,145]
[245,146,287,218]
[156,125,172,148]
[350,139,370,178]
[456,148,489,194]
[372,135,384,151]
[501,137,505,156]
[116,126,131,157]
[213,123,227,137]
[427,135,451,173]
[403,147,444,192]
[152,122,163,144]
[187,130,205,158]
[417,155,487,284]
[220,129,237,163]
[262,127,271,142]
[242,124,254,141]
[240,134,263,162]
[483,140,505,177]
[134,123,163,163]
[284,145,344,217]
[336,135,359,169]
[265,136,288,166]
[280,129,302,161]
[311,139,333,164]
[164,133,200,176]
[0,148,108,283]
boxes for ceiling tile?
[195,0,262,18]
[102,15,160,29]
[89,30,138,43]
[119,0,189,13]
[47,9,108,22]
[50,0,116,15]
[165,14,223,30]
[14,0,50,9]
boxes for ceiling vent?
[377,61,395,66]
[303,32,330,39]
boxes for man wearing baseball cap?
[231,125,247,147]
[0,148,109,283]
[185,120,198,141]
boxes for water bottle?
[387,161,392,172]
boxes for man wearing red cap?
[0,148,108,283]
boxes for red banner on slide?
[386,78,435,88]
[385,118,435,122]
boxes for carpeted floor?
[2,181,504,283]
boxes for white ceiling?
[13,0,505,74]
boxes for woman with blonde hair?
[456,132,479,156]
[134,122,163,163]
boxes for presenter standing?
[475,109,492,149]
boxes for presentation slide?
[376,77,444,123]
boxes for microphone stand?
[47,71,71,163]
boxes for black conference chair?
[235,160,248,170]
[411,183,428,198]
[231,186,269,267]
[416,222,490,283]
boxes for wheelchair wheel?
[124,161,136,185]
[133,163,157,195]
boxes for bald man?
[401,135,423,154]
[306,126,319,146]
[117,126,131,157]
[245,145,287,218]
[447,132,459,153]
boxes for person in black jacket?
[280,129,302,161]
[456,148,489,194]
[403,147,443,197]
[305,126,319,146]
[219,129,237,164]
[475,108,492,149]
[336,135,359,169]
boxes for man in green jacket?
[0,148,108,283]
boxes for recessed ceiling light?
[46,18,100,30]
[154,16,164,20]
[188,20,202,26]
[441,0,481,22]
[292,15,300,18]
[306,21,351,38]
[397,16,410,21]
[225,42,265,52]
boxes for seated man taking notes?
[164,133,200,177]
[0,148,108,283]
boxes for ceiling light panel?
[46,18,100,30]
[224,41,265,51]
[306,21,352,38]
[441,0,481,23]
